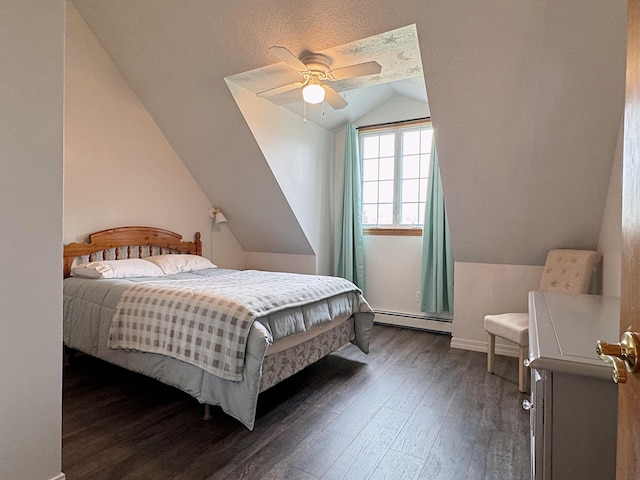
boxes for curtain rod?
[356,116,431,131]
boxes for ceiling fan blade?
[269,46,309,73]
[330,61,382,80]
[256,82,301,97]
[324,85,348,110]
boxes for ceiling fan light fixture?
[302,80,325,104]
[263,46,378,111]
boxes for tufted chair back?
[538,249,601,294]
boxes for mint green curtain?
[334,124,366,293]
[420,143,454,314]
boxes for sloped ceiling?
[71,0,627,265]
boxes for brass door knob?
[596,331,640,384]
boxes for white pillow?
[144,254,217,274]
[71,258,165,279]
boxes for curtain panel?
[420,143,454,314]
[334,124,366,293]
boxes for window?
[360,121,433,230]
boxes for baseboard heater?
[374,310,452,334]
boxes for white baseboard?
[450,337,520,357]
[49,473,66,480]
[374,312,452,334]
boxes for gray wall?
[0,1,65,479]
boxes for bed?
[63,226,374,430]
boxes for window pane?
[362,204,378,225]
[401,203,419,225]
[362,136,379,159]
[403,155,420,179]
[403,131,421,155]
[420,154,430,176]
[379,134,395,157]
[379,180,394,203]
[378,204,393,225]
[418,203,425,224]
[402,178,420,203]
[419,178,428,201]
[420,129,433,153]
[379,156,394,180]
[362,159,378,181]
[362,182,379,203]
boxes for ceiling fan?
[257,46,382,110]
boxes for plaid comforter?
[108,270,367,381]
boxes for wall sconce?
[208,207,227,224]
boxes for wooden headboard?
[63,226,202,278]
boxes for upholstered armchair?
[484,249,601,392]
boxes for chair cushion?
[484,313,529,346]
[538,249,600,294]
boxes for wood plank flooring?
[62,325,530,480]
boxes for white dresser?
[527,291,619,480]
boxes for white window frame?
[359,119,433,233]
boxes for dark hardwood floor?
[62,325,530,480]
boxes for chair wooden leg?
[518,346,528,393]
[487,333,495,374]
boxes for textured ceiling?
[225,25,427,130]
